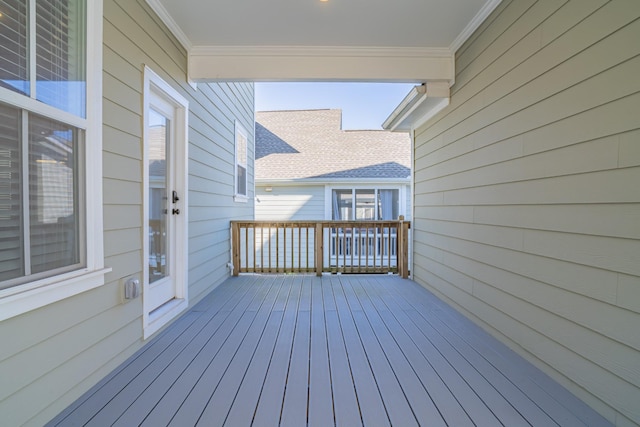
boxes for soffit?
[147,0,501,82]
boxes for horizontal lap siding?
[255,185,325,221]
[412,1,640,425]
[0,0,254,425]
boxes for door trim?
[142,66,189,339]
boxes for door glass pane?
[378,189,399,220]
[29,113,81,274]
[0,0,29,95]
[148,108,169,283]
[332,189,352,220]
[0,102,23,284]
[355,189,375,220]
[36,0,86,117]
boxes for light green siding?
[412,1,640,425]
[0,0,254,425]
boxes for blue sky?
[255,82,416,130]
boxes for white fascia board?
[188,46,454,82]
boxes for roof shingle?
[256,109,410,180]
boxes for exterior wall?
[0,1,254,426]
[412,1,640,426]
[255,184,412,221]
[255,184,325,220]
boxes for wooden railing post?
[399,217,410,279]
[231,221,240,276]
[315,223,323,276]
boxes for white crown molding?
[145,0,192,51]
[450,0,503,53]
[190,45,452,58]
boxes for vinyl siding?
[0,1,254,425]
[255,184,412,221]
[255,185,326,220]
[412,1,640,426]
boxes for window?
[0,0,105,320]
[235,121,248,200]
[331,188,400,220]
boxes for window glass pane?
[148,108,168,283]
[378,189,399,220]
[237,164,247,196]
[331,189,351,220]
[236,127,247,196]
[0,102,23,285]
[237,130,247,166]
[0,0,29,95]
[29,113,81,274]
[36,0,86,117]
[355,189,375,220]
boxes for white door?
[143,67,188,338]
[147,97,178,310]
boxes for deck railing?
[231,219,410,278]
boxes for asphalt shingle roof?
[256,109,411,180]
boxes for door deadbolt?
[172,208,180,215]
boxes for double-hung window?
[0,0,105,320]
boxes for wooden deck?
[48,275,611,427]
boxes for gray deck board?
[323,276,362,427]
[390,277,606,427]
[279,277,312,427]
[251,277,302,427]
[47,275,612,427]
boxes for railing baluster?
[365,226,369,273]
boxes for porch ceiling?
[145,0,502,82]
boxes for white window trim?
[234,121,248,202]
[0,0,108,322]
[142,66,189,339]
[324,184,406,221]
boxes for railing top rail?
[231,219,410,228]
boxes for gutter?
[382,82,450,132]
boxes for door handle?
[172,190,180,203]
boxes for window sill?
[0,267,112,322]
[234,195,248,203]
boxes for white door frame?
[142,66,189,339]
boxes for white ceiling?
[147,0,501,82]
[153,0,495,49]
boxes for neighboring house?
[254,109,411,271]
[0,1,254,425]
[255,109,411,222]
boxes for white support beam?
[188,46,454,83]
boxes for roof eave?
[256,177,411,185]
[382,82,450,132]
